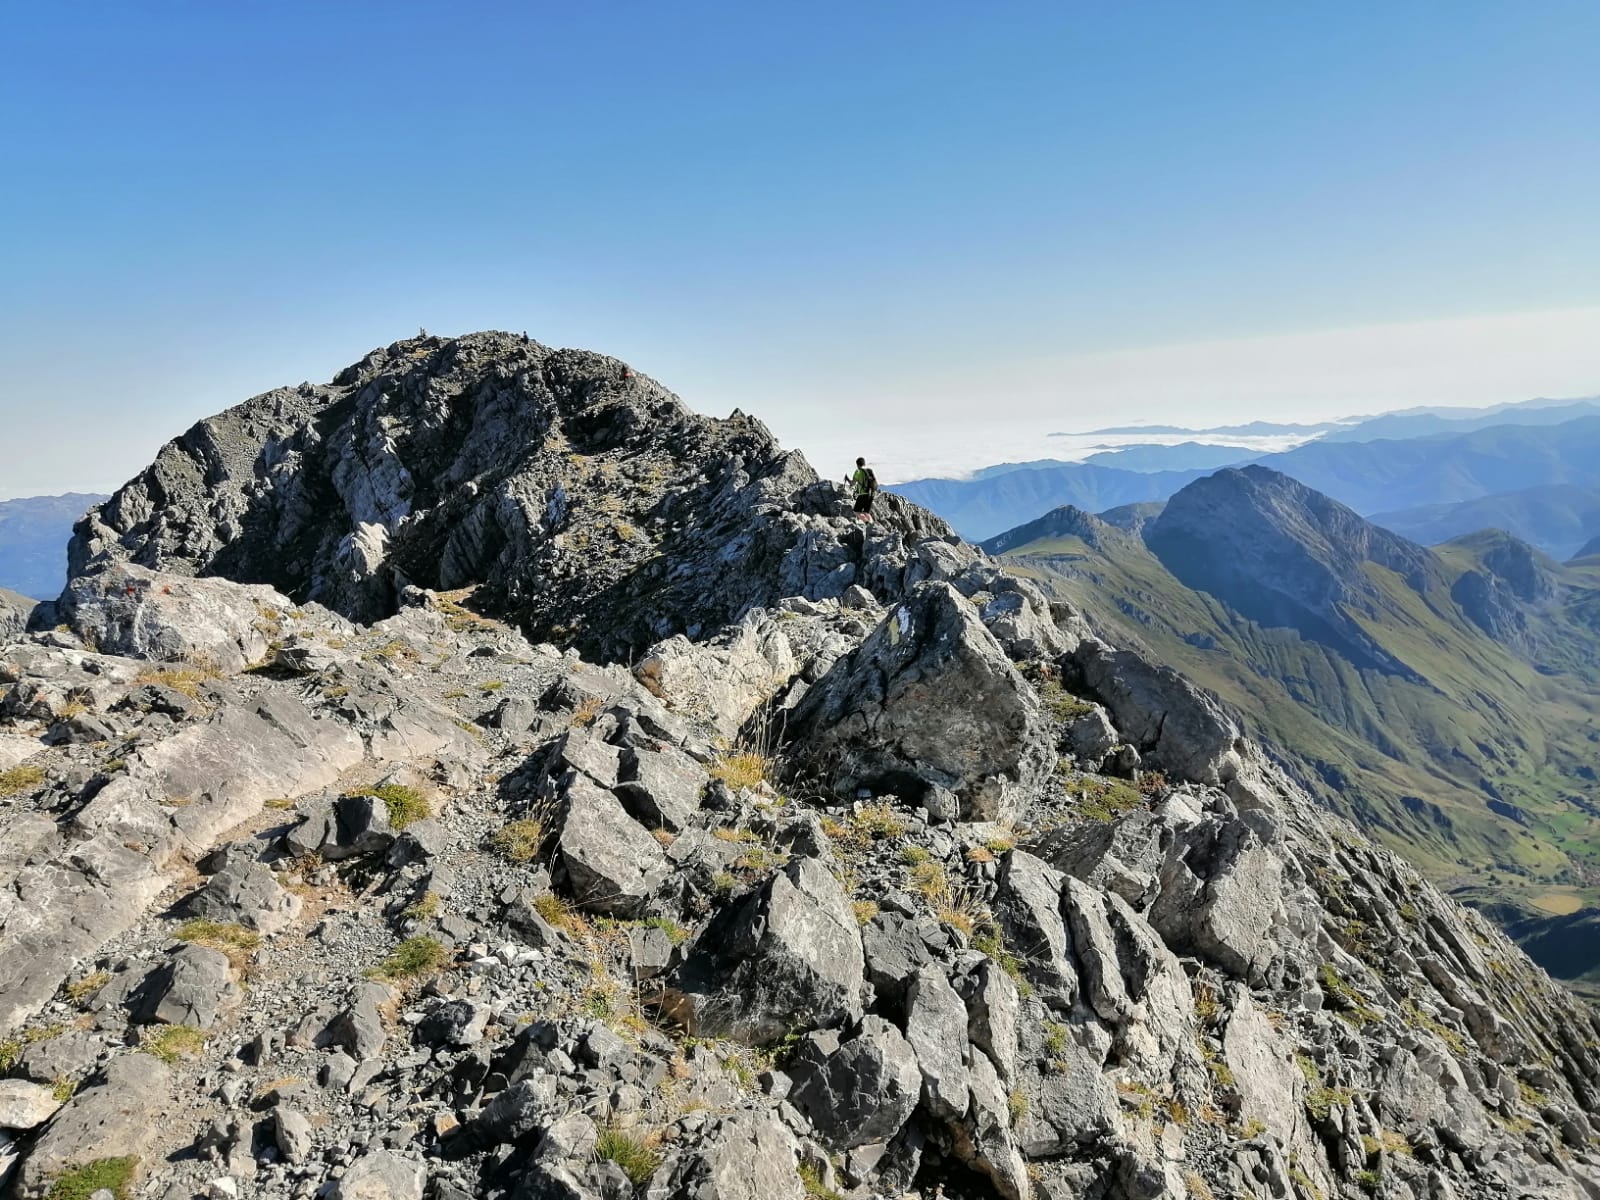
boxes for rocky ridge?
[1,333,1598,1200]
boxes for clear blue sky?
[4,1,1599,493]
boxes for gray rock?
[1072,638,1241,785]
[330,1149,426,1200]
[792,582,1055,820]
[861,912,934,1005]
[616,744,707,833]
[789,1018,922,1150]
[272,636,347,674]
[60,564,299,675]
[322,982,392,1061]
[1064,704,1118,766]
[0,589,37,646]
[662,858,865,1046]
[905,966,971,1120]
[992,851,1076,1009]
[187,854,302,935]
[554,775,670,916]
[0,1080,62,1131]
[143,944,242,1029]
[275,1107,314,1164]
[534,1113,598,1162]
[418,999,490,1047]
[962,958,1021,1081]
[647,1113,806,1200]
[17,1056,175,1196]
[16,1029,100,1085]
[1147,815,1287,984]
[471,1074,558,1145]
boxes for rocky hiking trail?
[2,332,1600,1200]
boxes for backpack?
[864,468,879,494]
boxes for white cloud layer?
[768,306,1600,482]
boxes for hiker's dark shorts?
[854,494,873,514]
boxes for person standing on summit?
[850,456,879,522]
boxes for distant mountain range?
[1372,485,1600,562]
[985,466,1600,989]
[0,493,107,599]
[896,412,1600,547]
[1065,394,1600,443]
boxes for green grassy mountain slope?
[987,468,1600,985]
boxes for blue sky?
[3,1,1599,493]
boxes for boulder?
[0,1079,62,1131]
[60,564,297,675]
[1148,815,1288,984]
[992,851,1076,1010]
[961,958,1021,1081]
[789,1018,922,1150]
[17,1056,175,1197]
[662,857,865,1046]
[792,582,1055,820]
[554,775,670,916]
[186,854,301,935]
[330,1150,426,1200]
[649,1113,806,1200]
[0,589,37,646]
[322,982,393,1061]
[616,744,707,833]
[275,1107,315,1164]
[904,966,971,1120]
[143,943,241,1029]
[1071,639,1241,786]
[634,611,800,739]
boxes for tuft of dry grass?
[65,972,110,1003]
[0,763,47,798]
[490,819,543,862]
[174,920,261,971]
[135,664,221,700]
[569,697,605,727]
[140,1025,207,1064]
[707,752,771,792]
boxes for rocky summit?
[2,334,1599,1200]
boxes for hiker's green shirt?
[852,467,871,497]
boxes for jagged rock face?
[6,334,1600,1200]
[792,581,1057,820]
[68,331,954,661]
[0,590,35,645]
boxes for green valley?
[990,468,1600,990]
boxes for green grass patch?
[366,783,431,830]
[140,1025,208,1064]
[798,1162,845,1200]
[47,1157,140,1200]
[595,1127,662,1185]
[368,936,448,982]
[1037,679,1095,722]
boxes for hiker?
[850,456,879,522]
